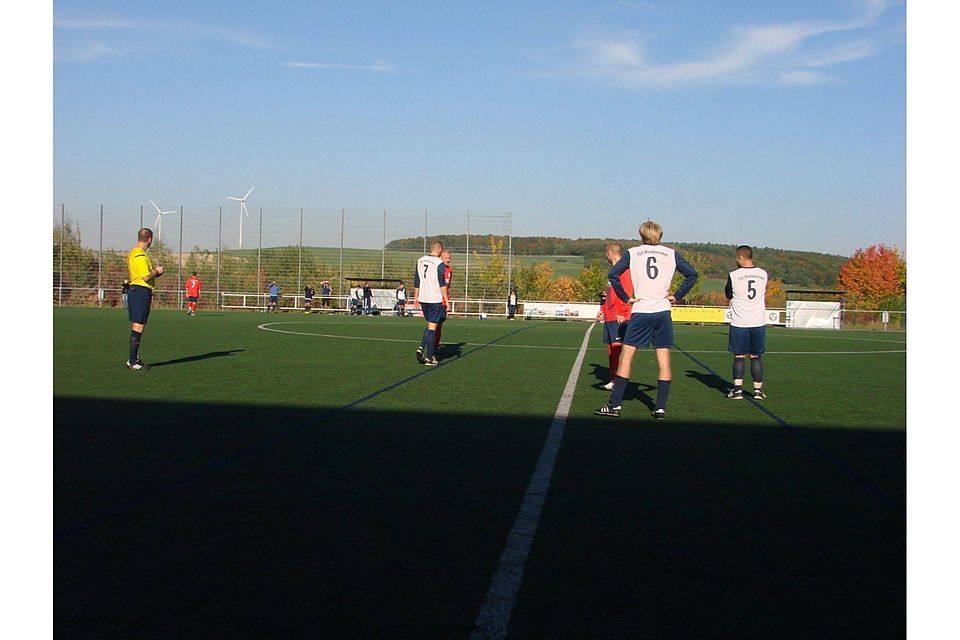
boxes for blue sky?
[52,0,905,255]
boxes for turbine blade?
[244,186,255,199]
[155,213,162,227]
[150,200,162,214]
[226,196,241,201]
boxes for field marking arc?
[257,322,905,355]
[470,323,595,640]
[57,323,540,541]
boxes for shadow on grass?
[149,349,246,367]
[55,397,905,639]
[436,341,466,360]
[685,368,733,396]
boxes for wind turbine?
[226,186,254,250]
[150,200,177,244]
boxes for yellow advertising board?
[670,306,728,324]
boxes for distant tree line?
[387,235,847,288]
[55,220,904,313]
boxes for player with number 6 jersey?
[595,220,698,420]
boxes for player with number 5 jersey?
[724,245,769,400]
[595,220,698,420]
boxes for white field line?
[257,322,904,355]
[469,323,594,640]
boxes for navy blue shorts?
[127,285,153,325]
[187,296,198,303]
[728,325,766,356]
[269,295,278,303]
[420,302,446,324]
[603,320,627,345]
[623,310,674,349]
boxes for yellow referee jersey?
[127,247,155,289]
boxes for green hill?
[386,235,846,287]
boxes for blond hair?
[639,220,663,245]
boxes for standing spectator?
[267,280,280,312]
[725,245,769,400]
[595,220,698,420]
[121,279,130,309]
[362,281,373,314]
[396,281,407,316]
[434,250,452,352]
[320,280,332,308]
[507,289,518,319]
[596,243,633,390]
[303,284,316,314]
[185,271,202,316]
[351,284,363,314]
[414,241,449,366]
[125,228,164,371]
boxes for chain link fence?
[53,204,513,311]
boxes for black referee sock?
[129,330,142,364]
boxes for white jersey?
[626,245,678,314]
[415,255,445,303]
[727,266,768,327]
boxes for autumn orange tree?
[837,244,905,308]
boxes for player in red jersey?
[597,243,633,389]
[185,271,202,316]
[434,250,452,352]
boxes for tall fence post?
[217,206,222,309]
[465,211,470,302]
[98,204,103,308]
[507,212,513,296]
[59,204,64,306]
[339,209,345,298]
[140,204,143,230]
[381,209,387,281]
[177,206,184,310]
[297,207,303,299]
[423,210,428,254]
[257,207,263,308]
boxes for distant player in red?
[434,250,452,351]
[185,271,202,316]
[597,243,633,389]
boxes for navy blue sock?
[656,380,671,410]
[129,330,141,364]
[751,356,763,384]
[610,376,629,407]
[423,330,436,358]
[732,358,745,384]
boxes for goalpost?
[785,290,846,329]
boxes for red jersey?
[185,276,202,297]
[443,266,453,307]
[602,269,633,321]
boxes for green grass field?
[54,307,905,638]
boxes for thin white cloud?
[285,61,394,73]
[54,12,273,61]
[557,0,898,89]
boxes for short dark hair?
[138,228,153,242]
[736,245,753,260]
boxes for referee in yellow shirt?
[126,228,165,370]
